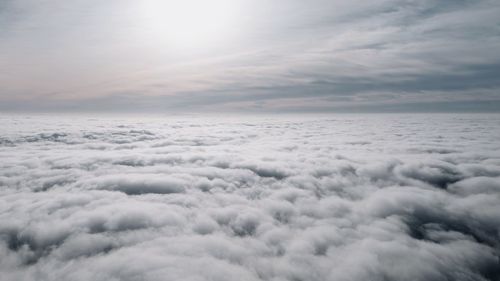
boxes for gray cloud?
[0,0,499,112]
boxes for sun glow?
[140,0,242,51]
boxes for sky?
[1,0,500,113]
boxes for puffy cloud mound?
[1,114,500,281]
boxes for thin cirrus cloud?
[0,0,500,112]
[1,114,500,280]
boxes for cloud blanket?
[1,114,499,281]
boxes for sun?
[140,0,241,51]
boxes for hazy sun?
[140,0,241,50]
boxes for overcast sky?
[1,0,500,113]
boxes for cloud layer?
[1,0,500,112]
[1,114,500,280]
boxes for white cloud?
[0,114,500,280]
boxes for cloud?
[0,0,499,112]
[82,174,187,195]
[0,114,500,280]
